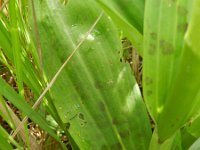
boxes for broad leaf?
[142,0,200,141]
[32,0,152,149]
[157,0,200,141]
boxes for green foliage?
[96,0,143,55]
[189,138,200,150]
[0,0,200,149]
[32,0,151,149]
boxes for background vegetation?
[0,0,200,149]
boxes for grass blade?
[0,96,41,149]
[9,0,23,94]
[0,125,22,149]
[0,77,66,149]
[0,134,13,150]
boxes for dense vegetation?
[0,0,200,149]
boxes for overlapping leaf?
[157,0,200,141]
[96,0,144,55]
[181,128,197,150]
[96,0,144,33]
[149,130,182,150]
[143,0,200,142]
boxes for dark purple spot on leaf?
[158,138,162,144]
[112,118,127,126]
[178,5,187,16]
[172,0,177,2]
[146,90,152,96]
[80,121,87,127]
[99,101,106,112]
[178,23,188,32]
[65,122,70,130]
[160,40,174,55]
[150,32,157,40]
[145,77,153,85]
[95,81,104,89]
[101,145,109,150]
[119,130,130,138]
[110,143,123,150]
[148,43,156,55]
[171,124,175,127]
[78,113,85,120]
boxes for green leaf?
[149,130,182,150]
[156,0,200,141]
[185,0,200,55]
[0,18,42,98]
[181,128,197,150]
[187,116,200,138]
[188,138,200,150]
[184,0,200,118]
[142,0,200,141]
[0,20,12,54]
[96,0,144,33]
[157,43,200,141]
[96,0,143,55]
[1,1,43,98]
[0,125,22,149]
[9,0,24,94]
[143,0,188,121]
[0,134,13,150]
[32,0,152,149]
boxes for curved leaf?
[96,0,144,33]
[96,0,143,55]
